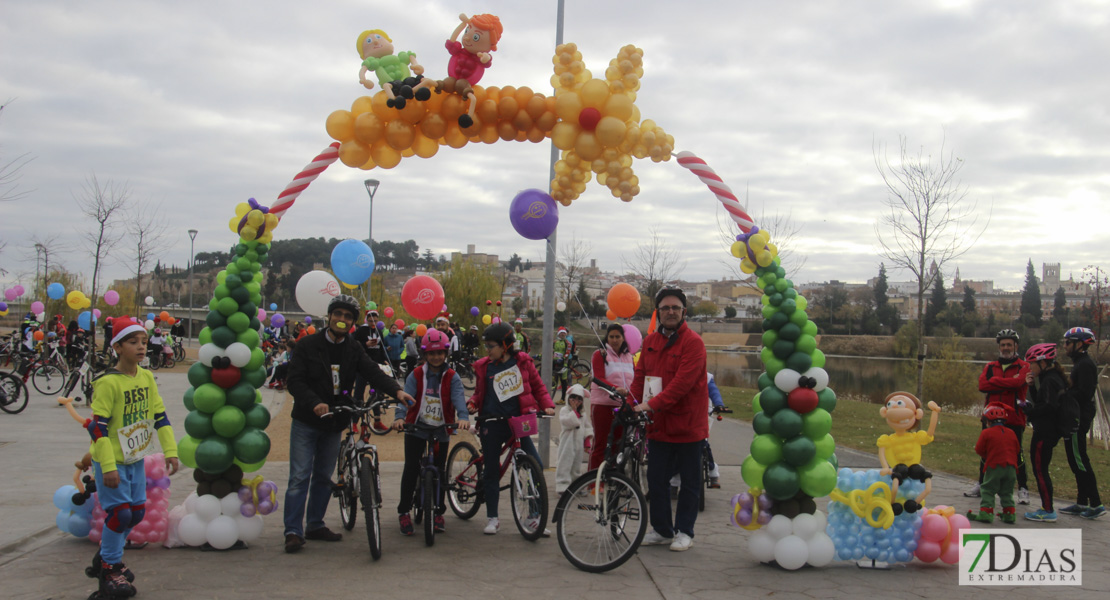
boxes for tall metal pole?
[537,0,566,468]
[188,229,198,346]
[364,179,380,304]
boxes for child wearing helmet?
[392,328,470,535]
[1021,342,1069,522]
[969,403,1019,523]
[1059,327,1104,519]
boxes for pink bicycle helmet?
[1024,342,1057,363]
[422,329,450,353]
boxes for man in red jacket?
[965,329,1030,504]
[630,287,708,552]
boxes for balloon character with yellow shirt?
[877,392,941,515]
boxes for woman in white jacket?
[556,384,593,493]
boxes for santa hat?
[111,315,146,346]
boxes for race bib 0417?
[493,366,525,403]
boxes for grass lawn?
[719,385,1110,505]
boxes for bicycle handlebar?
[322,397,405,418]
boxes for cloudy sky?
[2,0,1108,298]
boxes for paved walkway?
[0,373,1106,599]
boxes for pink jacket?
[590,346,636,407]
[467,351,553,415]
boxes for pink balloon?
[947,513,971,533]
[31,301,44,314]
[258,309,267,321]
[93,309,102,319]
[3,288,14,301]
[622,324,643,354]
[915,539,942,563]
[14,285,25,296]
[920,513,949,543]
[940,539,961,565]
[89,528,102,544]
[104,290,120,306]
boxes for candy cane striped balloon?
[675,151,755,233]
[269,142,341,221]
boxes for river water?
[707,350,920,403]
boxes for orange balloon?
[607,283,641,319]
[159,311,170,321]
[370,91,393,121]
[525,94,548,120]
[415,324,428,337]
[605,310,616,322]
[385,119,416,150]
[497,97,519,120]
[496,121,517,141]
[476,99,498,124]
[370,139,402,169]
[165,317,176,326]
[441,95,466,121]
[353,112,385,144]
[512,109,534,132]
[306,326,316,335]
[411,132,439,159]
[419,113,447,140]
[350,96,374,115]
[33,330,45,341]
[339,140,371,167]
[443,122,469,148]
[325,110,355,142]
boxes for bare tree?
[558,235,594,310]
[622,228,685,302]
[78,175,130,349]
[0,101,34,203]
[25,234,68,298]
[716,187,808,285]
[129,201,170,312]
[874,134,989,398]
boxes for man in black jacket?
[283,295,415,553]
[1058,327,1104,520]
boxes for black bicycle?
[405,422,459,546]
[0,371,28,414]
[698,406,732,512]
[448,350,476,391]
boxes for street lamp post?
[364,179,380,302]
[188,229,198,346]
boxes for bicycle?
[8,351,67,395]
[448,350,476,391]
[172,337,186,362]
[0,371,29,414]
[552,378,650,573]
[404,422,459,546]
[699,406,733,512]
[445,414,550,541]
[60,357,98,407]
[328,396,402,561]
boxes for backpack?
[1056,390,1080,436]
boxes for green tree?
[922,336,980,407]
[1020,259,1042,327]
[924,273,947,335]
[962,284,976,314]
[1052,286,1067,322]
[511,296,524,317]
[691,300,720,318]
[507,253,523,273]
[724,306,737,319]
[435,255,502,331]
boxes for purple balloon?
[257,499,274,515]
[737,508,753,526]
[0,301,7,311]
[757,492,773,511]
[509,189,559,241]
[271,313,285,328]
[376,320,385,330]
[238,486,253,502]
[240,503,257,517]
[258,481,276,496]
[157,476,171,489]
[470,306,479,316]
[738,492,753,509]
[757,509,773,525]
[304,316,312,324]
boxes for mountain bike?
[445,414,550,541]
[8,351,67,395]
[552,378,650,573]
[327,397,402,560]
[60,358,97,407]
[0,371,29,414]
[172,337,186,362]
[405,422,459,546]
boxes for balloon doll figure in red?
[877,391,942,515]
[357,29,434,109]
[441,13,503,128]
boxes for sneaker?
[1018,488,1030,505]
[399,513,414,536]
[1081,505,1107,520]
[304,526,342,541]
[670,532,693,552]
[434,515,446,532]
[484,517,500,535]
[284,533,305,553]
[1023,509,1057,523]
[963,483,980,497]
[100,562,136,597]
[708,477,721,489]
[642,529,673,546]
[1058,503,1088,516]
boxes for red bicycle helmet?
[1024,343,1057,363]
[983,403,1009,421]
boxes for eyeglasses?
[484,342,501,349]
[331,310,355,320]
[657,305,684,313]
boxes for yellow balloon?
[756,250,773,267]
[265,213,279,229]
[740,259,756,274]
[235,202,251,218]
[554,92,583,122]
[550,122,579,151]
[240,226,258,240]
[575,131,602,161]
[338,140,371,168]
[603,93,634,122]
[579,79,610,108]
[228,217,241,233]
[482,314,492,325]
[594,116,627,147]
[730,241,745,258]
[370,139,402,169]
[246,210,264,228]
[325,110,355,142]
[353,112,385,145]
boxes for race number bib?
[117,419,156,465]
[644,376,662,403]
[419,390,444,426]
[493,366,525,403]
[331,365,340,395]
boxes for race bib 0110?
[118,419,156,465]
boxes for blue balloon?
[508,189,559,240]
[147,313,155,321]
[53,485,78,510]
[56,510,70,533]
[330,239,376,286]
[67,512,92,537]
[47,282,65,300]
[269,303,277,311]
[78,311,97,330]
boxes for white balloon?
[177,514,208,547]
[773,369,802,393]
[812,509,828,533]
[295,270,340,317]
[235,514,264,543]
[225,342,252,368]
[205,515,239,550]
[748,530,777,563]
[804,367,830,392]
[144,296,154,306]
[766,514,793,540]
[194,494,222,522]
[183,491,198,514]
[791,513,819,540]
[556,301,567,312]
[774,535,809,570]
[144,319,155,331]
[36,312,46,322]
[197,344,222,367]
[219,493,243,517]
[807,532,837,567]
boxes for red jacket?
[978,359,1029,427]
[405,365,459,425]
[975,423,1019,471]
[630,321,708,443]
[467,352,553,415]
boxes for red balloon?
[211,366,242,389]
[786,388,819,414]
[401,275,445,321]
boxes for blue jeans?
[647,438,701,538]
[284,419,341,537]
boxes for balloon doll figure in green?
[357,29,434,109]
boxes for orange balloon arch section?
[324,43,674,206]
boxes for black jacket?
[1025,368,1068,438]
[1068,352,1098,421]
[287,330,401,432]
[353,324,388,364]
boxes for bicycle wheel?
[446,442,482,520]
[422,469,436,546]
[162,356,176,370]
[571,361,591,387]
[359,454,382,560]
[32,364,66,395]
[174,345,185,362]
[555,470,647,573]
[0,373,29,414]
[337,448,358,531]
[510,453,548,541]
[698,448,709,512]
[457,363,475,391]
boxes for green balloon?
[187,363,212,388]
[751,392,762,413]
[771,408,804,438]
[814,433,836,460]
[230,286,250,305]
[198,327,212,345]
[827,453,839,470]
[251,262,261,273]
[245,250,259,262]
[789,308,808,327]
[784,288,797,299]
[762,318,773,331]
[761,329,778,348]
[195,436,235,474]
[206,310,227,329]
[817,388,837,412]
[750,434,783,465]
[184,410,215,439]
[239,302,257,319]
[212,405,247,438]
[775,266,786,278]
[213,285,229,300]
[233,427,271,464]
[244,404,271,430]
[763,462,800,500]
[226,382,257,411]
[249,291,262,304]
[235,243,249,255]
[763,356,785,377]
[741,455,767,489]
[246,347,265,371]
[798,458,837,498]
[254,389,263,404]
[802,408,833,439]
[774,278,790,292]
[796,334,817,355]
[237,328,259,350]
[761,305,776,319]
[224,273,242,289]
[812,349,826,368]
[785,351,813,372]
[779,298,796,315]
[226,262,240,275]
[249,317,262,331]
[763,272,778,285]
[759,386,786,415]
[193,383,227,413]
[236,257,251,271]
[216,297,239,317]
[241,366,267,388]
[802,321,818,336]
[773,339,795,359]
[778,323,801,341]
[234,457,266,473]
[211,326,236,348]
[216,270,228,284]
[183,387,196,411]
[782,435,817,466]
[769,292,783,307]
[769,311,790,330]
[756,278,767,290]
[208,298,218,311]
[226,312,250,333]
[760,295,770,307]
[245,281,261,295]
[177,435,201,469]
[757,372,773,390]
[752,411,772,435]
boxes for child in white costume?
[556,384,593,493]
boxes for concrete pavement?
[1,372,1107,599]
